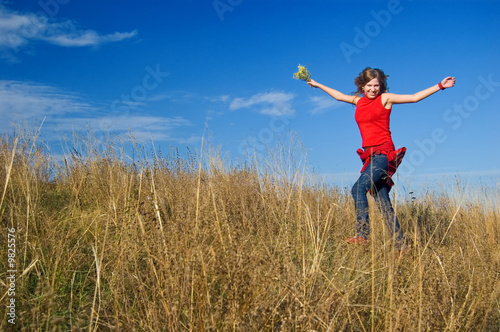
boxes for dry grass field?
[1,132,499,331]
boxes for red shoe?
[345,235,369,244]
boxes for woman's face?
[363,78,381,99]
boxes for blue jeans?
[351,154,405,249]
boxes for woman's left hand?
[441,76,456,88]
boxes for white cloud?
[147,93,171,102]
[205,95,230,103]
[229,91,295,116]
[0,80,93,128]
[143,91,198,104]
[41,30,138,47]
[308,96,345,115]
[0,6,137,53]
[54,115,195,143]
[0,80,196,144]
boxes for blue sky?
[1,0,499,196]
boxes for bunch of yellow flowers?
[293,64,311,82]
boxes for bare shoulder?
[352,95,361,105]
[380,92,394,109]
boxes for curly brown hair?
[354,67,389,96]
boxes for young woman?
[306,68,455,250]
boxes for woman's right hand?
[307,79,319,88]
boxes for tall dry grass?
[0,131,499,331]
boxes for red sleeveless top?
[354,94,406,190]
[355,94,393,148]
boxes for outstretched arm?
[308,79,359,105]
[383,76,456,107]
